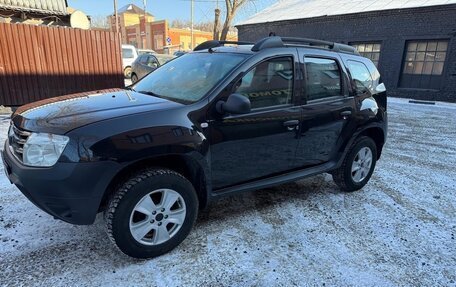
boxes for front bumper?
[2,141,120,225]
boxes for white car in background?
[122,44,138,79]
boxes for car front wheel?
[124,67,132,79]
[332,136,377,192]
[105,168,198,259]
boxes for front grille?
[9,122,31,162]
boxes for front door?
[209,56,302,189]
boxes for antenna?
[70,10,90,30]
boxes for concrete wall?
[237,5,456,102]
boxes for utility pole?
[191,0,194,50]
[143,0,147,21]
[113,0,118,34]
[143,0,147,49]
[213,0,220,41]
[214,8,220,41]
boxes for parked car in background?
[138,49,156,55]
[131,54,175,83]
[122,44,139,79]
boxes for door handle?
[340,110,352,119]
[283,120,300,127]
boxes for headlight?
[23,133,69,167]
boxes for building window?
[154,34,164,50]
[400,40,448,89]
[350,42,381,67]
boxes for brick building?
[109,3,237,54]
[237,0,456,102]
[108,4,155,48]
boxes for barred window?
[400,40,448,89]
[350,42,381,67]
[403,40,448,76]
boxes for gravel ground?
[0,97,455,287]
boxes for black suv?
[2,37,387,259]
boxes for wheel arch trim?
[99,153,211,213]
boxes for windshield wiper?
[125,86,136,92]
[136,91,192,105]
[137,90,164,98]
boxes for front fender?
[87,125,207,163]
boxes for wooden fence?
[0,23,124,106]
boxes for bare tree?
[220,0,250,41]
[90,15,109,29]
[171,19,215,33]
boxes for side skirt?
[210,161,337,199]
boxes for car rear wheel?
[331,136,377,192]
[105,168,198,259]
[124,67,132,79]
[131,73,138,83]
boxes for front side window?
[235,57,293,109]
[146,56,159,67]
[305,57,342,101]
[347,60,373,94]
[139,55,148,64]
[400,40,448,89]
[350,42,381,67]
[132,53,247,104]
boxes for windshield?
[132,53,248,104]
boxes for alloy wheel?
[129,189,186,245]
[351,147,373,183]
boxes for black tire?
[131,73,138,83]
[332,136,377,192]
[124,67,132,79]
[105,168,198,259]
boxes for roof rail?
[251,36,359,55]
[193,40,254,51]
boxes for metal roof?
[238,0,456,25]
[0,0,68,15]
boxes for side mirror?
[375,83,386,93]
[216,93,251,115]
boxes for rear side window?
[347,60,373,94]
[304,57,342,101]
[122,48,134,59]
[235,57,294,109]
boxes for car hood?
[12,88,183,134]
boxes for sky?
[67,0,277,25]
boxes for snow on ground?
[0,98,455,286]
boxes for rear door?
[295,49,357,167]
